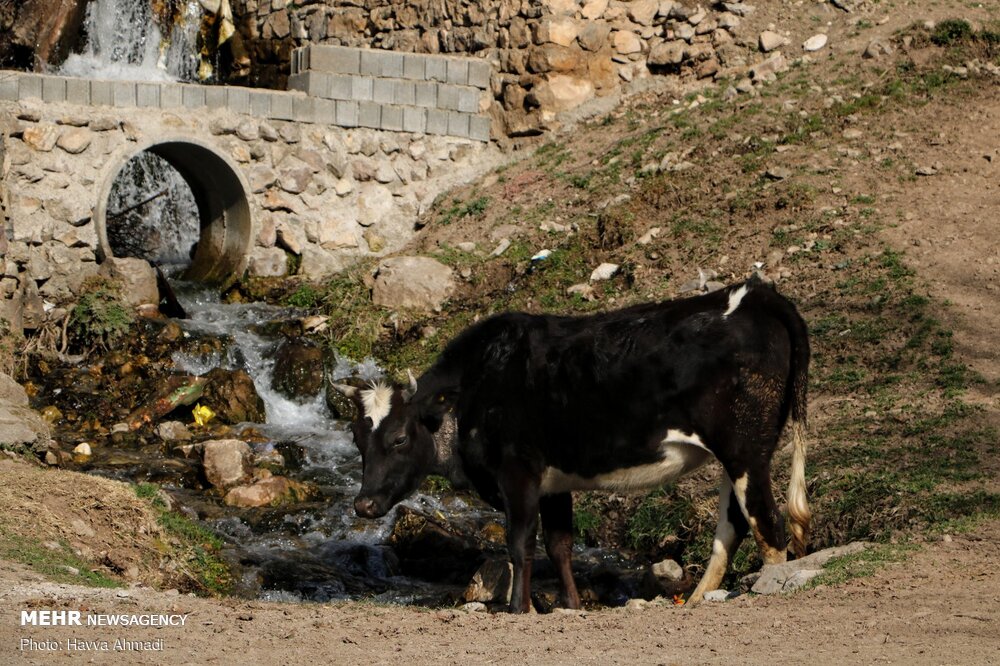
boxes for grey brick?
[42,76,66,103]
[469,115,491,142]
[0,75,18,102]
[351,76,373,102]
[446,59,469,86]
[403,54,425,80]
[291,47,306,75]
[359,49,380,76]
[250,91,271,117]
[228,87,250,114]
[373,78,393,104]
[113,81,137,107]
[205,86,227,109]
[358,101,381,129]
[270,93,295,120]
[426,108,449,135]
[393,80,416,106]
[381,52,404,78]
[292,96,315,123]
[182,85,205,108]
[381,105,403,132]
[437,84,460,112]
[336,100,359,128]
[415,81,437,108]
[90,80,112,106]
[19,75,43,100]
[328,75,352,100]
[286,72,312,94]
[136,83,160,108]
[310,45,360,74]
[402,106,426,133]
[314,98,337,125]
[468,60,492,89]
[160,84,183,108]
[457,87,480,114]
[448,111,470,138]
[425,57,447,83]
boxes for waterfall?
[60,0,202,82]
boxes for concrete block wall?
[0,62,492,142]
[287,46,491,142]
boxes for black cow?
[334,275,811,612]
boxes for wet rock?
[372,256,456,312]
[202,439,253,489]
[223,475,311,508]
[389,506,491,583]
[464,558,513,604]
[157,421,193,442]
[201,367,266,424]
[271,340,324,401]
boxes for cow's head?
[332,374,443,519]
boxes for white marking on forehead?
[723,285,749,317]
[360,380,394,430]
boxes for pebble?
[704,589,732,602]
[803,34,828,52]
[490,238,511,257]
[73,442,92,456]
[766,166,792,180]
[590,263,619,281]
[461,602,487,612]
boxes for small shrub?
[68,277,134,351]
[931,19,973,46]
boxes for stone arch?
[95,137,254,286]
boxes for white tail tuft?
[786,418,811,558]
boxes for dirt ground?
[4,0,1000,662]
[1,519,998,664]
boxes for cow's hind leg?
[688,475,748,604]
[540,493,582,609]
[499,466,541,613]
[730,466,787,566]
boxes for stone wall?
[234,0,754,136]
[0,93,501,316]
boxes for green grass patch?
[0,527,121,588]
[807,543,917,588]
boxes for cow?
[333,274,811,613]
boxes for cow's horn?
[407,369,418,393]
[331,382,359,398]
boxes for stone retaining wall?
[233,0,756,136]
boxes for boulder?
[200,367,266,424]
[248,247,288,278]
[537,74,596,112]
[750,542,871,595]
[372,256,456,312]
[98,257,158,307]
[298,245,350,280]
[648,40,686,66]
[201,439,252,489]
[464,558,513,604]
[613,30,643,55]
[223,475,311,508]
[271,340,325,401]
[0,372,49,449]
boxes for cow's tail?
[780,292,811,560]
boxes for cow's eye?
[392,435,407,449]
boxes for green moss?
[69,276,135,351]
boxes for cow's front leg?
[540,493,581,609]
[499,466,541,613]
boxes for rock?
[22,124,58,152]
[648,40,686,66]
[299,246,349,280]
[363,229,386,253]
[389,505,490,582]
[56,128,92,154]
[863,38,892,59]
[98,257,158,307]
[751,542,871,595]
[842,128,864,140]
[627,0,659,26]
[803,34,828,52]
[276,219,306,255]
[157,421,193,442]
[759,31,788,53]
[0,397,50,449]
[651,558,684,581]
[200,367,266,424]
[461,602,488,612]
[249,166,277,193]
[249,247,288,278]
[73,442,92,457]
[704,589,732,601]
[915,165,938,176]
[536,18,579,47]
[766,166,792,180]
[581,0,609,20]
[464,558,513,603]
[567,283,596,301]
[201,439,253,489]
[271,340,324,401]
[750,53,788,79]
[372,256,456,312]
[223,476,310,508]
[0,372,29,407]
[235,120,259,142]
[613,30,643,55]
[536,74,596,112]
[590,262,619,281]
[491,238,511,257]
[356,183,394,227]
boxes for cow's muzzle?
[354,496,386,519]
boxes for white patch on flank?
[539,430,712,494]
[360,381,394,430]
[723,284,749,317]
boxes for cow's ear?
[328,377,367,420]
[418,388,456,430]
